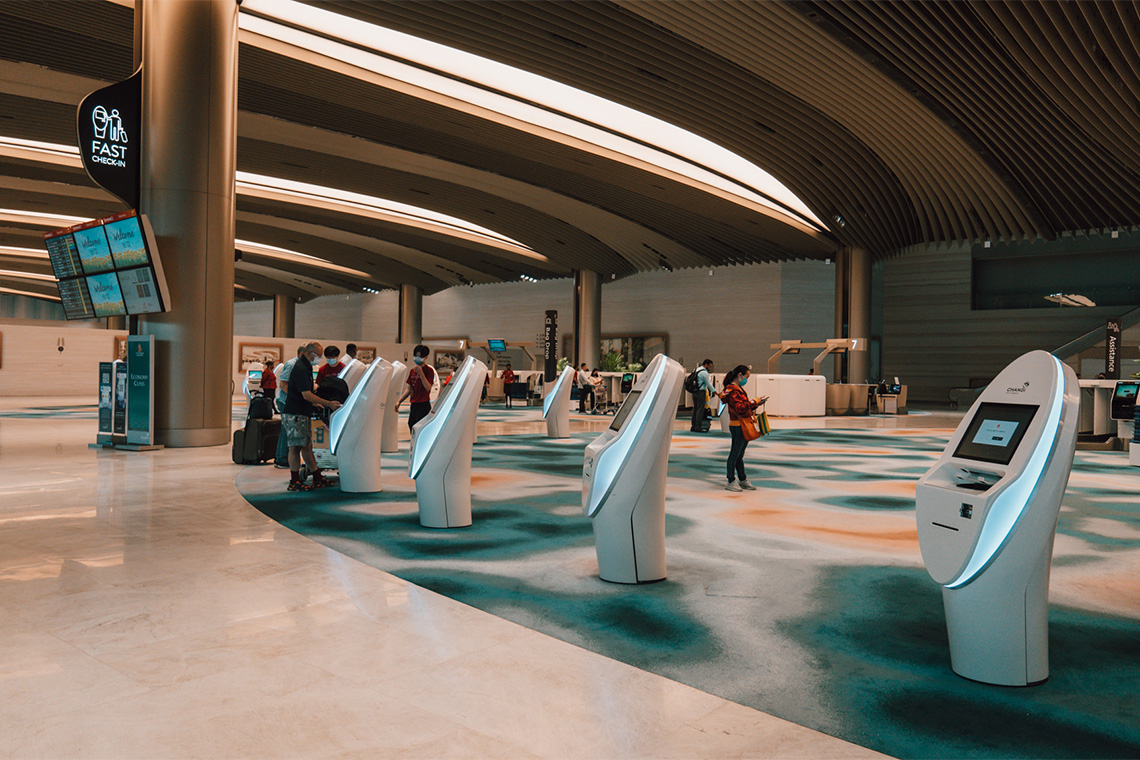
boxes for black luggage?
[248,394,274,420]
[232,418,281,464]
[316,376,350,405]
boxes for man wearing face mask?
[283,341,342,491]
[395,344,435,434]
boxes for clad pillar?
[573,269,602,371]
[847,247,872,384]
[833,249,848,382]
[138,0,238,447]
[272,294,295,339]
[398,284,423,344]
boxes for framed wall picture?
[355,346,377,364]
[433,350,464,373]
[237,342,283,372]
[114,335,128,361]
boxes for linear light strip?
[239,1,827,232]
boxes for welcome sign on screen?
[87,272,127,317]
[105,216,149,268]
[73,226,114,273]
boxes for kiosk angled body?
[410,356,488,528]
[338,358,367,394]
[381,361,408,454]
[543,366,575,438]
[582,354,685,583]
[916,350,1079,686]
[329,358,395,493]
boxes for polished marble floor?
[0,397,884,760]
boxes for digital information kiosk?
[381,360,409,454]
[410,356,488,528]
[916,350,1078,686]
[338,358,367,394]
[329,358,395,493]
[582,354,685,584]
[543,366,575,438]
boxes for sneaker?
[311,475,336,489]
[725,480,743,492]
[739,480,757,491]
[273,462,289,469]
[287,480,315,492]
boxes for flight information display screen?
[72,225,115,273]
[609,390,642,431]
[953,402,1039,465]
[57,277,95,320]
[488,339,507,352]
[86,271,128,317]
[44,232,84,280]
[43,211,169,320]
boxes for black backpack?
[248,394,274,420]
[684,369,701,394]
[316,376,350,405]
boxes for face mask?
[413,357,424,365]
[739,376,748,387]
[308,353,319,363]
[326,357,338,366]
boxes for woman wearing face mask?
[395,344,436,434]
[720,364,763,492]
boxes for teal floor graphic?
[237,427,1140,759]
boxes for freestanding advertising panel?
[582,354,685,583]
[409,356,488,528]
[124,335,155,447]
[916,350,1079,686]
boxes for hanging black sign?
[77,67,141,209]
[1105,318,1123,380]
[544,310,558,382]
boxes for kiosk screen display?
[73,225,114,273]
[57,277,95,320]
[86,271,128,317]
[104,216,150,268]
[952,402,1038,465]
[1110,381,1138,421]
[609,391,641,431]
[488,339,507,352]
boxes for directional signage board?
[77,68,141,209]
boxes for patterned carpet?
[237,417,1140,759]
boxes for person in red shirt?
[260,360,277,396]
[501,364,517,408]
[315,345,345,386]
[395,344,436,433]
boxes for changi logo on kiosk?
[90,105,128,166]
[1006,381,1030,393]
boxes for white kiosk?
[543,366,575,438]
[381,360,409,453]
[338,358,367,394]
[916,350,1079,686]
[409,356,488,528]
[329,358,396,493]
[582,354,685,583]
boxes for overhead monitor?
[1110,381,1138,421]
[43,210,170,320]
[609,390,642,431]
[952,402,1038,465]
[488,339,507,352]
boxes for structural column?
[846,247,872,384]
[138,0,238,447]
[573,269,602,371]
[833,248,848,382]
[398,284,423,345]
[272,294,295,339]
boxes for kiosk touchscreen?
[381,360,408,454]
[543,366,575,438]
[916,350,1078,686]
[1110,381,1138,422]
[329,358,395,493]
[409,355,488,528]
[338,358,368,394]
[582,354,685,583]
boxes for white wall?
[0,321,120,397]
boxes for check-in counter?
[751,374,826,417]
[1078,379,1116,436]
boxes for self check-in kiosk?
[410,355,488,528]
[381,360,408,454]
[329,358,395,493]
[543,366,575,438]
[338,358,367,394]
[916,350,1079,686]
[582,354,685,583]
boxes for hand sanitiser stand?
[916,350,1079,686]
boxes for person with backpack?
[316,345,345,387]
[720,364,763,492]
[688,359,715,432]
[283,342,342,492]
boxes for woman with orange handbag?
[719,365,767,492]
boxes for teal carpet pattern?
[237,423,1140,759]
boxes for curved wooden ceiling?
[0,0,1136,302]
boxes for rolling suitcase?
[233,419,282,464]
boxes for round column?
[398,284,423,344]
[847,247,872,384]
[574,269,602,371]
[272,294,295,339]
[138,0,238,447]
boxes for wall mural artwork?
[237,343,283,372]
